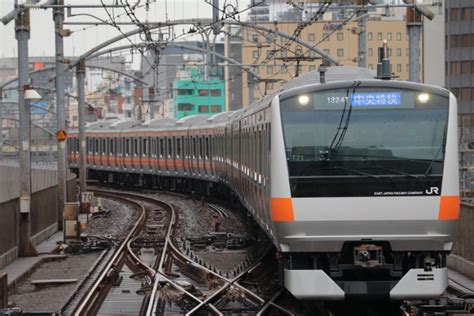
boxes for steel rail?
[73,192,146,316]
[88,189,221,315]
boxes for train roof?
[282,66,376,91]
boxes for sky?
[0,0,250,62]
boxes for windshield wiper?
[369,165,420,179]
[327,82,361,158]
[332,166,379,179]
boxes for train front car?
[270,80,459,301]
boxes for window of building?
[308,33,315,42]
[323,33,329,41]
[461,34,472,47]
[309,65,316,71]
[368,48,373,56]
[368,32,373,41]
[387,32,392,41]
[295,48,303,56]
[461,7,472,20]
[388,48,392,57]
[461,61,471,74]
[177,89,193,95]
[280,65,288,73]
[406,48,409,56]
[267,65,273,74]
[337,48,344,57]
[252,50,259,59]
[281,50,287,58]
[267,82,274,90]
[368,64,373,70]
[397,32,402,41]
[210,89,221,96]
[309,50,316,58]
[323,49,330,56]
[450,8,460,21]
[253,65,259,74]
[211,105,221,113]
[198,105,209,113]
[397,64,402,72]
[252,33,259,42]
[178,103,193,111]
[198,89,209,96]
[377,32,383,41]
[397,48,402,56]
[337,32,344,41]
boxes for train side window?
[133,138,138,156]
[198,137,203,159]
[125,138,130,156]
[143,138,148,156]
[176,137,181,158]
[205,137,210,160]
[159,138,164,158]
[94,139,98,154]
[193,137,197,159]
[168,137,172,158]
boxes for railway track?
[67,188,290,315]
[72,191,152,315]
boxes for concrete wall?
[0,163,76,269]
[448,203,474,278]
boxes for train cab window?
[133,138,138,156]
[176,137,182,158]
[143,138,148,156]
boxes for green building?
[173,67,225,119]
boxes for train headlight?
[418,93,430,104]
[299,95,310,106]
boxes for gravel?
[9,253,100,313]
[83,197,140,240]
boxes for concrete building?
[241,19,419,106]
[173,65,225,119]
[445,1,474,196]
[140,35,243,111]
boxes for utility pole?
[54,0,66,229]
[0,89,3,161]
[16,8,37,257]
[356,0,368,68]
[77,59,87,197]
[407,7,421,82]
[0,108,3,161]
[224,23,231,111]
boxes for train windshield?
[280,87,450,197]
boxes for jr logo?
[425,187,440,195]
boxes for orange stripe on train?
[438,195,460,220]
[271,197,294,222]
